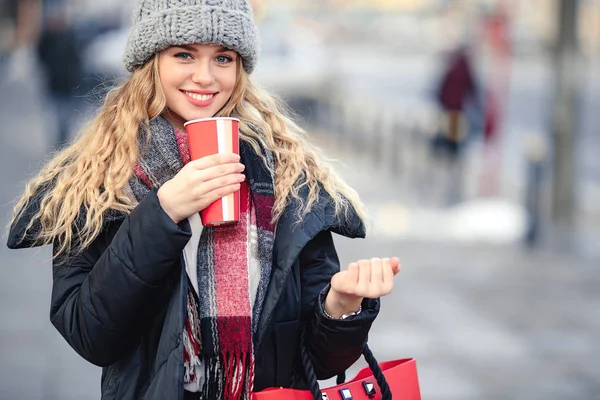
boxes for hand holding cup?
[157,153,245,224]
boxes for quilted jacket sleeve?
[47,190,191,366]
[299,230,380,380]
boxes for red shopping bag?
[253,344,421,400]
[253,358,420,400]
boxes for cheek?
[219,68,238,93]
[158,63,186,92]
[161,72,182,92]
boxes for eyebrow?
[173,44,234,53]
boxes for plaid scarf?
[129,116,275,399]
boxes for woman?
[7,1,401,399]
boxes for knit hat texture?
[123,0,259,73]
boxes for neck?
[162,109,186,132]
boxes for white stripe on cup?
[217,119,230,221]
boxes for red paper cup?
[184,117,240,226]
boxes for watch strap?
[323,304,362,320]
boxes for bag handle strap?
[362,345,392,399]
[300,327,392,400]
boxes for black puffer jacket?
[7,187,379,399]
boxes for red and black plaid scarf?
[129,117,275,399]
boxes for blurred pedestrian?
[0,0,18,60]
[428,45,485,205]
[36,4,84,148]
[433,45,478,158]
[6,1,401,399]
[0,0,42,81]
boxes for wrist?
[156,187,182,224]
[324,289,362,319]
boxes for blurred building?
[254,0,600,57]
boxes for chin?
[185,108,218,121]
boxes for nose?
[191,60,216,87]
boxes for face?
[158,44,238,131]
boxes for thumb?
[330,270,347,291]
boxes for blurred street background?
[1,0,599,399]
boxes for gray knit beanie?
[123,0,259,73]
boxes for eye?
[174,52,193,60]
[215,55,234,64]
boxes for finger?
[382,259,394,295]
[390,257,401,275]
[202,183,241,204]
[382,258,394,286]
[330,270,346,292]
[381,277,394,296]
[340,263,359,296]
[370,258,383,297]
[371,258,383,284]
[196,173,245,195]
[346,262,359,285]
[197,163,245,182]
[356,259,371,294]
[189,153,241,170]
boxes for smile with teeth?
[183,91,215,101]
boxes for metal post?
[525,135,548,247]
[551,0,579,227]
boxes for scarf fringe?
[183,289,202,384]
[183,337,202,383]
[202,351,253,400]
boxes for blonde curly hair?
[10,55,366,259]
